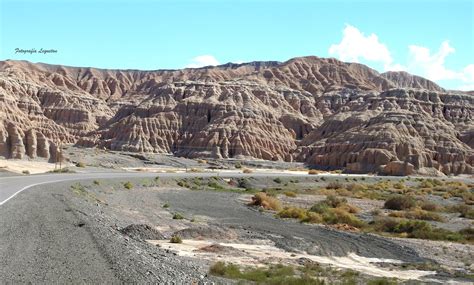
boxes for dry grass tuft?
[250,192,282,211]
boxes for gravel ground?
[0,180,219,284]
[1,175,472,284]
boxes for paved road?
[0,170,310,206]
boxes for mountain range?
[0,56,472,175]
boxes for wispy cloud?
[185,55,220,68]
[329,25,474,90]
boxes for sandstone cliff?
[0,57,472,175]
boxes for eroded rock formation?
[0,56,472,175]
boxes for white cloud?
[329,25,474,90]
[328,24,400,71]
[407,41,459,81]
[185,55,220,68]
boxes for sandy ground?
[149,239,436,281]
[0,159,63,174]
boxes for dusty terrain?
[2,167,471,284]
[1,57,472,176]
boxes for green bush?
[22,170,30,175]
[301,212,323,224]
[162,203,170,208]
[384,195,416,210]
[172,213,184,220]
[123,181,133,190]
[170,235,182,243]
[310,195,347,212]
[277,207,307,220]
[209,262,324,284]
[93,180,100,185]
[373,218,464,241]
[367,277,398,285]
[273,177,282,184]
[207,181,225,190]
[322,208,365,228]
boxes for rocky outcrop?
[0,57,472,175]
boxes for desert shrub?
[22,170,30,175]
[207,181,225,190]
[197,159,207,164]
[242,168,253,174]
[170,235,182,243]
[325,195,347,207]
[367,277,398,285]
[301,212,323,224]
[459,227,474,242]
[338,203,360,214]
[123,181,133,189]
[419,200,441,211]
[447,204,474,219]
[238,178,253,190]
[284,191,297,197]
[172,213,184,220]
[93,180,100,185]
[273,177,282,184]
[76,161,86,168]
[310,202,331,214]
[308,169,321,175]
[177,180,190,188]
[310,195,350,212]
[388,208,443,221]
[393,181,406,190]
[322,208,365,228]
[326,182,344,190]
[209,262,323,284]
[346,183,367,192]
[371,180,392,191]
[335,188,352,197]
[462,192,474,205]
[384,195,416,210]
[373,218,463,241]
[162,203,170,208]
[277,207,307,220]
[442,181,469,195]
[234,162,242,169]
[250,192,282,211]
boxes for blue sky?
[1,0,473,89]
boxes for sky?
[1,0,473,90]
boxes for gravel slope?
[0,181,216,284]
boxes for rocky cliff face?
[0,57,472,175]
